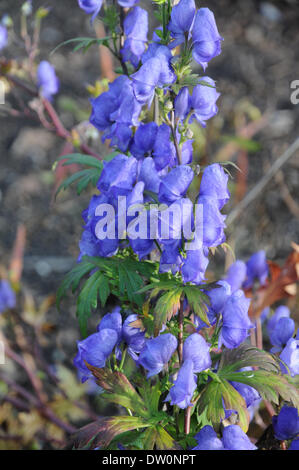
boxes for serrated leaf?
[77,270,106,336]
[183,285,210,326]
[55,153,102,169]
[51,36,112,55]
[56,260,94,308]
[73,416,151,450]
[55,168,101,197]
[154,288,183,336]
[218,344,281,374]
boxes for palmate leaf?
[56,259,95,308]
[86,366,149,419]
[55,168,102,196]
[183,285,210,326]
[218,343,281,374]
[154,287,183,336]
[76,271,110,336]
[73,416,151,450]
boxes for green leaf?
[51,36,112,55]
[73,416,151,450]
[154,287,183,336]
[56,260,95,309]
[76,270,109,335]
[183,285,210,326]
[218,344,281,374]
[85,367,150,419]
[54,153,103,169]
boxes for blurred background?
[0,0,298,449]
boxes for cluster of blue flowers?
[72,0,299,451]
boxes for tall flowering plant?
[53,0,298,450]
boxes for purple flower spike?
[0,25,8,51]
[168,0,196,48]
[37,61,59,101]
[131,57,161,105]
[199,163,230,210]
[192,8,223,70]
[243,250,269,289]
[130,122,158,159]
[121,7,148,67]
[138,157,161,194]
[224,260,247,293]
[193,426,224,450]
[221,290,252,349]
[190,77,220,127]
[222,425,257,450]
[166,359,197,409]
[183,333,211,372]
[272,406,299,441]
[78,0,103,22]
[159,165,194,204]
[0,280,16,313]
[138,334,178,378]
[153,124,174,171]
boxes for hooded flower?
[243,250,269,289]
[280,334,299,377]
[267,306,290,337]
[130,122,158,159]
[138,157,161,194]
[192,426,224,450]
[190,78,220,127]
[196,195,226,248]
[74,329,118,382]
[269,317,295,351]
[168,0,196,48]
[166,359,197,409]
[183,333,211,372]
[174,87,191,121]
[153,124,175,171]
[192,8,223,70]
[220,290,252,349]
[121,7,148,67]
[122,314,146,361]
[97,154,138,197]
[78,0,103,22]
[222,425,257,450]
[159,165,194,204]
[138,334,178,378]
[224,260,247,293]
[272,406,299,441]
[0,280,16,313]
[182,237,209,285]
[196,280,231,329]
[199,163,230,210]
[37,61,59,101]
[131,57,161,106]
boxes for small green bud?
[21,1,33,16]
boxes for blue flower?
[138,157,161,194]
[174,87,191,121]
[159,165,194,204]
[121,7,148,67]
[280,335,299,377]
[192,8,223,70]
[272,406,299,441]
[220,290,252,349]
[97,307,123,341]
[122,314,146,361]
[90,76,141,151]
[182,237,209,285]
[289,438,299,450]
[222,425,257,450]
[267,305,290,337]
[190,78,220,127]
[138,334,177,378]
[183,333,211,372]
[231,374,260,409]
[168,0,196,48]
[166,359,197,409]
[0,25,8,51]
[224,260,247,293]
[97,154,138,197]
[0,280,16,313]
[118,0,139,6]
[131,57,161,106]
[159,240,182,275]
[199,163,230,210]
[37,61,59,101]
[196,280,231,329]
[74,329,118,382]
[130,122,158,159]
[243,250,269,289]
[78,0,103,22]
[141,44,176,87]
[269,317,295,350]
[153,124,175,171]
[196,195,226,248]
[192,426,224,450]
